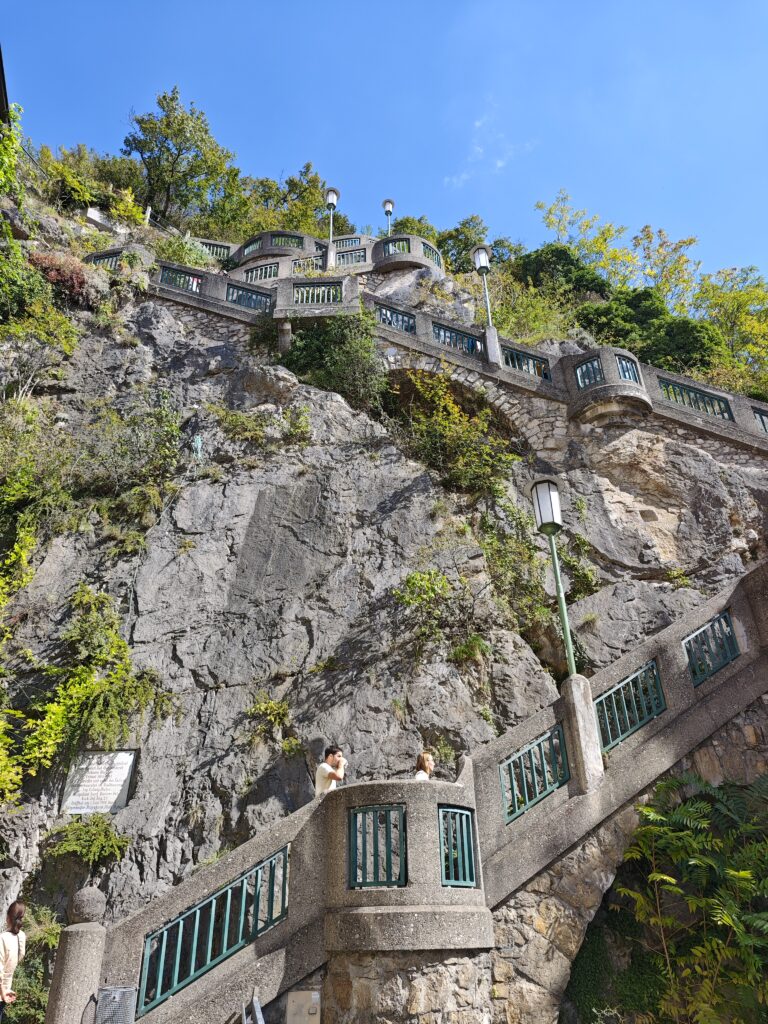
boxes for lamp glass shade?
[382,198,394,215]
[325,187,339,209]
[472,244,491,273]
[530,479,562,536]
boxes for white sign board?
[61,750,136,814]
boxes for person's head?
[6,900,25,934]
[416,751,435,776]
[324,745,343,767]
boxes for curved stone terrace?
[87,235,768,456]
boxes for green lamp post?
[530,478,577,678]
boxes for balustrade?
[575,356,604,389]
[293,283,342,305]
[136,847,288,1016]
[594,660,666,751]
[438,807,476,887]
[616,354,640,383]
[658,379,734,420]
[684,610,740,686]
[501,346,551,380]
[159,266,202,294]
[244,263,279,282]
[336,248,367,266]
[498,724,569,823]
[348,805,406,888]
[375,303,416,334]
[432,322,484,358]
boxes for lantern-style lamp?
[325,186,340,247]
[382,198,395,236]
[530,478,577,678]
[530,478,563,536]
[471,243,493,327]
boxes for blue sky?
[4,1,768,272]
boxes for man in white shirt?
[315,745,347,795]
[0,900,26,1021]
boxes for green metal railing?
[336,248,367,266]
[91,252,121,270]
[439,807,476,887]
[335,236,361,249]
[383,238,411,256]
[243,238,262,256]
[684,610,740,686]
[226,284,272,313]
[432,322,485,358]
[594,660,666,752]
[753,407,768,433]
[199,241,231,260]
[658,379,733,420]
[160,266,203,294]
[575,356,604,389]
[499,724,569,823]
[502,346,551,380]
[244,263,279,282]
[292,255,324,274]
[422,242,443,268]
[375,304,416,334]
[136,847,289,1017]
[293,283,342,305]
[271,233,303,248]
[348,805,406,888]
[616,354,640,384]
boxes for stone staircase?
[46,561,768,1024]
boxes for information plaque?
[61,750,136,814]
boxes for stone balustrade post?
[483,325,502,369]
[561,673,604,794]
[277,319,293,354]
[45,888,107,1024]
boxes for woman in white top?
[414,751,435,781]
[0,900,26,1021]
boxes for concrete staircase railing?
[45,561,768,1024]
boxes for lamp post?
[325,186,339,248]
[471,244,493,327]
[382,198,394,236]
[530,478,577,678]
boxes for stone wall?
[311,694,768,1024]
[151,294,253,346]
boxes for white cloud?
[442,105,536,190]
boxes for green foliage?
[27,251,104,310]
[393,370,518,496]
[449,633,491,665]
[489,272,576,341]
[666,566,691,589]
[153,234,215,269]
[611,773,768,1022]
[280,736,304,758]
[280,310,387,413]
[207,404,269,445]
[122,86,233,221]
[394,569,453,644]
[74,392,181,496]
[0,104,25,200]
[46,813,130,867]
[21,583,175,776]
[7,905,62,1024]
[247,691,290,739]
[512,242,611,298]
[432,735,456,768]
[475,500,550,638]
[557,533,601,600]
[0,709,24,807]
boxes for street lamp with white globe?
[471,244,493,328]
[382,198,395,236]
[325,186,340,248]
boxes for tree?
[536,189,638,286]
[0,104,24,199]
[436,214,488,273]
[391,215,439,242]
[632,224,700,314]
[615,774,768,1023]
[513,243,611,298]
[693,266,768,360]
[122,86,233,221]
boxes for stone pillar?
[561,674,604,794]
[483,326,502,369]
[277,319,293,354]
[45,888,107,1024]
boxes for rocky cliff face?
[2,251,768,1016]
